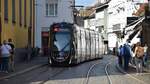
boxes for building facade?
[35,0,74,49]
[107,0,141,49]
[84,3,108,32]
[0,0,35,48]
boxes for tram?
[48,22,105,65]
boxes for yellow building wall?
[0,0,34,48]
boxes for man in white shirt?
[0,40,12,73]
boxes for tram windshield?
[53,32,71,52]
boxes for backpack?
[135,46,144,58]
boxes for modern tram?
[48,22,105,65]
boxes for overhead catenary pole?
[71,0,84,24]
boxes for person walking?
[130,44,136,65]
[118,45,123,67]
[123,40,132,71]
[8,38,15,71]
[0,40,12,73]
[134,42,144,75]
[143,44,148,67]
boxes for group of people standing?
[118,41,148,74]
[0,39,15,73]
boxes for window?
[12,0,16,23]
[46,3,58,16]
[19,0,22,26]
[53,32,71,51]
[4,0,8,21]
[24,0,26,27]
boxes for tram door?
[42,32,49,56]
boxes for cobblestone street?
[0,55,149,84]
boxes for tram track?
[39,68,67,84]
[84,56,114,84]
[105,62,113,84]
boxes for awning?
[128,26,142,41]
[125,17,144,32]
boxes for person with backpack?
[123,40,132,71]
[134,42,144,75]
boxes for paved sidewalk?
[0,56,48,80]
[116,63,150,84]
[116,61,150,73]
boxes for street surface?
[0,55,150,84]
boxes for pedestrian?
[118,45,123,67]
[0,44,2,72]
[113,47,116,55]
[134,42,144,75]
[123,40,132,71]
[143,44,148,67]
[0,40,12,73]
[130,44,136,65]
[8,38,15,71]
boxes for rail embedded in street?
[84,56,114,84]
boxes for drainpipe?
[35,0,37,48]
[27,0,33,61]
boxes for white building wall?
[108,0,141,32]
[96,11,104,18]
[84,18,96,30]
[108,0,127,32]
[107,0,140,48]
[84,10,105,31]
[35,0,43,48]
[108,33,117,50]
[35,0,74,48]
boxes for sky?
[75,0,96,6]
[75,0,149,6]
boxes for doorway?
[42,32,49,56]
